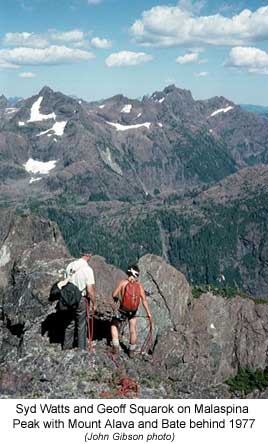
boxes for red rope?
[100,353,140,398]
[85,298,94,352]
[100,317,153,398]
[140,316,153,355]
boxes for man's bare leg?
[128,317,137,357]
[111,320,120,353]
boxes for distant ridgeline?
[39,169,268,299]
[1,85,268,298]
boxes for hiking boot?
[112,345,119,355]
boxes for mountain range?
[0,85,268,297]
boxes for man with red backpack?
[111,264,152,358]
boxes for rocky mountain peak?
[163,84,193,101]
[206,94,235,110]
[38,85,55,97]
[0,94,8,109]
[107,93,131,105]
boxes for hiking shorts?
[114,309,137,322]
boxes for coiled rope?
[100,352,139,398]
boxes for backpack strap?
[58,264,84,290]
[120,281,129,300]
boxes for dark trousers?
[63,297,88,350]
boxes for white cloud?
[106,50,153,67]
[3,32,48,48]
[19,71,36,78]
[0,60,19,69]
[195,71,209,77]
[3,30,89,49]
[0,46,95,67]
[50,30,86,43]
[176,52,199,64]
[130,5,268,47]
[91,37,112,49]
[177,0,206,14]
[226,46,268,74]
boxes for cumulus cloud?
[19,71,36,78]
[177,0,206,14]
[226,46,268,74]
[0,60,19,69]
[91,37,112,49]
[3,29,89,49]
[50,30,86,43]
[0,46,95,67]
[105,51,153,67]
[176,52,199,64]
[3,32,48,48]
[195,71,209,77]
[130,5,268,47]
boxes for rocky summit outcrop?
[0,213,268,399]
[137,254,192,344]
[154,293,268,391]
[0,210,69,311]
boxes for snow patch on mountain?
[29,177,42,184]
[159,98,165,103]
[23,158,57,175]
[99,104,105,109]
[28,96,56,123]
[158,123,163,128]
[0,245,11,267]
[18,122,25,127]
[210,106,234,117]
[99,147,123,176]
[5,108,17,114]
[106,121,151,131]
[121,104,132,113]
[37,121,67,137]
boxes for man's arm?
[140,285,152,320]
[87,284,96,310]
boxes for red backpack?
[120,281,141,312]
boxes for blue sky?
[0,0,268,104]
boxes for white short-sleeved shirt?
[65,258,95,295]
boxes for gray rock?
[137,254,192,345]
[90,255,126,320]
[154,292,268,385]
[1,213,268,399]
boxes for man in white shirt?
[63,253,96,350]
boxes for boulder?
[136,254,192,346]
[89,255,126,320]
[154,292,268,385]
[0,213,70,327]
